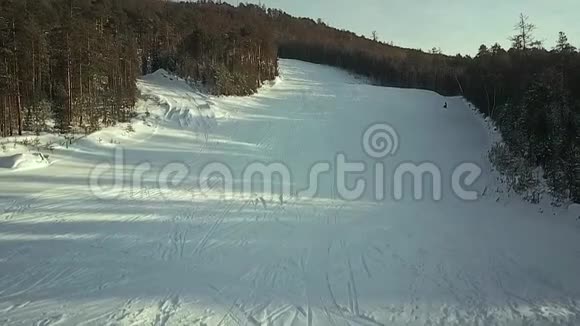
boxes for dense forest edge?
[1,0,579,202]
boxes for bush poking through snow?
[62,135,76,149]
[125,124,136,134]
[30,138,41,151]
[42,142,55,153]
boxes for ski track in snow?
[1,59,580,325]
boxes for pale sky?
[224,0,579,55]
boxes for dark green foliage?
[0,0,139,136]
[0,0,278,137]
[463,41,580,201]
[138,1,278,96]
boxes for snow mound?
[262,75,283,87]
[0,152,50,170]
[138,69,221,132]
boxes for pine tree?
[554,31,576,53]
[476,44,489,57]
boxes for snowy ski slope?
[1,59,580,325]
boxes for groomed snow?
[1,59,580,326]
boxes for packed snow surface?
[1,59,580,326]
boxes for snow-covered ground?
[1,59,580,326]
